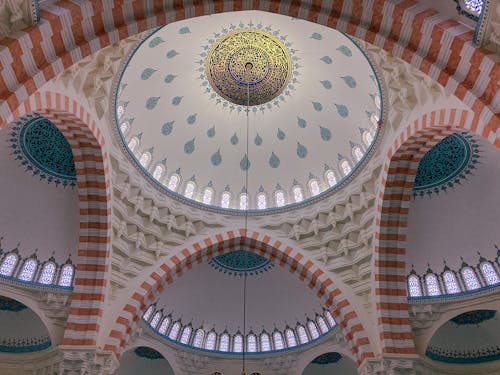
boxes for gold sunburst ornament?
[205,29,292,106]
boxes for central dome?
[205,29,292,106]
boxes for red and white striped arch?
[374,108,500,355]
[11,91,112,347]
[104,229,374,365]
[0,0,498,129]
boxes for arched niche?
[113,346,175,375]
[301,352,357,374]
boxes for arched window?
[202,187,214,205]
[352,146,364,162]
[152,164,165,181]
[247,334,257,352]
[18,258,38,282]
[362,130,374,148]
[150,311,162,328]
[239,193,248,210]
[480,262,500,285]
[324,310,336,328]
[297,325,309,344]
[462,267,481,290]
[220,191,232,208]
[309,179,320,196]
[292,185,304,203]
[370,113,379,129]
[179,325,192,344]
[273,331,284,350]
[218,333,229,352]
[307,321,320,339]
[167,174,180,191]
[316,316,329,334]
[425,273,441,296]
[325,170,337,187]
[340,160,352,176]
[458,0,484,16]
[233,334,243,352]
[168,322,181,340]
[408,275,422,297]
[38,262,56,284]
[205,331,217,350]
[256,193,267,209]
[443,271,461,294]
[285,328,297,347]
[58,264,74,287]
[184,181,196,199]
[192,329,204,348]
[0,254,18,276]
[116,104,125,119]
[119,121,130,136]
[139,152,151,168]
[275,190,286,207]
[158,317,171,335]
[260,333,271,351]
[127,137,139,153]
[143,305,155,321]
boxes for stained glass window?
[221,192,231,208]
[297,325,309,344]
[317,316,329,334]
[257,193,267,209]
[152,165,165,181]
[363,131,374,148]
[184,181,196,199]
[18,259,37,281]
[167,174,180,191]
[39,262,56,284]
[480,263,500,285]
[239,194,248,210]
[117,104,125,119]
[127,137,139,153]
[143,305,154,321]
[309,179,320,196]
[408,275,422,297]
[193,329,204,348]
[150,312,162,328]
[139,152,151,168]
[233,334,243,352]
[273,331,284,350]
[58,264,74,287]
[461,0,484,14]
[158,317,171,335]
[202,188,214,205]
[307,321,320,339]
[443,271,461,294]
[275,190,285,207]
[205,332,217,350]
[425,273,441,296]
[292,186,304,202]
[462,267,481,290]
[168,322,181,340]
[340,160,351,176]
[370,113,379,129]
[0,254,18,277]
[324,310,336,328]
[352,146,364,162]
[247,334,257,352]
[285,329,297,347]
[219,333,229,352]
[180,326,192,344]
[260,333,271,351]
[120,121,130,135]
[325,170,337,187]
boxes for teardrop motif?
[320,56,332,64]
[337,45,352,57]
[297,142,308,159]
[320,126,332,141]
[164,74,177,84]
[179,26,191,34]
[184,138,195,154]
[207,126,216,138]
[320,80,332,89]
[148,36,165,48]
[172,96,183,106]
[341,76,357,88]
[231,133,239,145]
[312,102,323,112]
[211,149,222,166]
[297,117,307,128]
[277,128,286,140]
[146,96,160,110]
[310,32,322,40]
[141,68,157,80]
[254,133,263,146]
[269,152,280,168]
[161,121,174,136]
[187,114,197,125]
[166,50,179,59]
[335,104,349,118]
[240,154,250,171]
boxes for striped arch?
[0,1,498,129]
[11,91,111,347]
[104,229,374,366]
[374,108,500,355]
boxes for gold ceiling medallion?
[205,29,292,106]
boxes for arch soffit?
[294,342,358,375]
[103,229,375,365]
[7,90,112,348]
[0,1,498,131]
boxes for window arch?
[58,264,74,287]
[324,310,336,328]
[285,328,297,347]
[407,275,422,297]
[297,325,309,344]
[352,146,364,162]
[150,311,162,328]
[220,191,232,208]
[239,193,249,210]
[292,185,304,203]
[119,120,130,136]
[233,334,243,352]
[184,181,196,199]
[143,305,155,321]
[362,130,374,148]
[38,262,56,284]
[307,321,320,339]
[18,258,38,282]
[247,334,257,352]
[273,331,284,350]
[256,192,267,209]
[158,316,171,335]
[0,254,18,276]
[458,0,484,16]
[116,104,125,119]
[260,332,271,351]
[308,179,321,196]
[425,273,441,296]
[339,159,352,176]
[462,267,481,290]
[127,137,139,153]
[152,164,165,181]
[316,316,329,334]
[139,152,152,168]
[325,170,337,187]
[179,325,192,344]
[192,329,204,348]
[480,262,500,285]
[202,187,214,205]
[218,333,229,352]
[205,331,217,350]
[274,190,286,207]
[370,112,379,129]
[168,322,181,340]
[443,271,461,294]
[167,174,180,191]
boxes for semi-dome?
[114,11,382,213]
